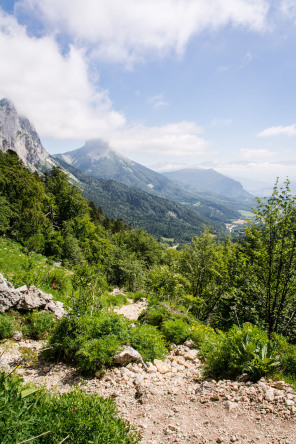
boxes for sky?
[0,0,296,185]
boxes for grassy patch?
[0,370,141,443]
[0,237,71,304]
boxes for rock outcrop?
[0,273,66,318]
[0,98,54,169]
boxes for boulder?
[0,273,66,317]
[113,346,145,367]
[0,274,22,312]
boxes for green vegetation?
[56,156,230,241]
[0,370,141,443]
[239,209,254,218]
[1,150,296,390]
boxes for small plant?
[244,341,280,380]
[130,324,167,362]
[0,315,15,339]
[18,346,38,366]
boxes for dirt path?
[1,339,296,444]
[114,298,147,320]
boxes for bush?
[138,304,170,327]
[203,323,279,381]
[0,314,15,339]
[138,302,195,328]
[130,324,167,362]
[45,312,131,373]
[22,310,56,339]
[272,333,296,377]
[130,291,149,302]
[161,318,191,344]
[0,370,141,443]
[190,322,218,351]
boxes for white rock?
[153,359,171,374]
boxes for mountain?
[54,157,222,242]
[0,99,55,170]
[0,98,227,241]
[55,140,245,222]
[163,168,252,200]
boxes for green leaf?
[21,387,41,398]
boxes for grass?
[0,237,71,304]
[0,370,141,443]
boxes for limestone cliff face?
[0,98,53,169]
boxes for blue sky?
[1,0,296,184]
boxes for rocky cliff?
[0,98,54,170]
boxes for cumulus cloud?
[16,0,269,65]
[111,122,209,156]
[0,9,125,139]
[258,124,296,137]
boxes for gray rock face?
[0,273,66,318]
[0,98,54,169]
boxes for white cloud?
[147,94,169,108]
[214,160,296,183]
[258,124,296,137]
[240,148,273,159]
[16,0,269,65]
[111,122,209,156]
[280,0,296,22]
[0,9,125,140]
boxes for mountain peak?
[0,98,52,169]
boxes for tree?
[179,228,237,322]
[242,179,296,338]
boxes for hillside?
[55,140,244,222]
[54,157,223,241]
[163,168,253,200]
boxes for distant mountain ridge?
[163,168,252,200]
[55,140,250,222]
[54,156,218,241]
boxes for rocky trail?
[1,298,296,443]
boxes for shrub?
[45,312,131,373]
[190,322,218,352]
[161,318,191,344]
[130,291,149,302]
[0,315,15,339]
[130,324,167,362]
[22,310,56,339]
[272,333,296,377]
[138,304,170,327]
[203,323,279,381]
[0,370,141,443]
[99,292,128,309]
